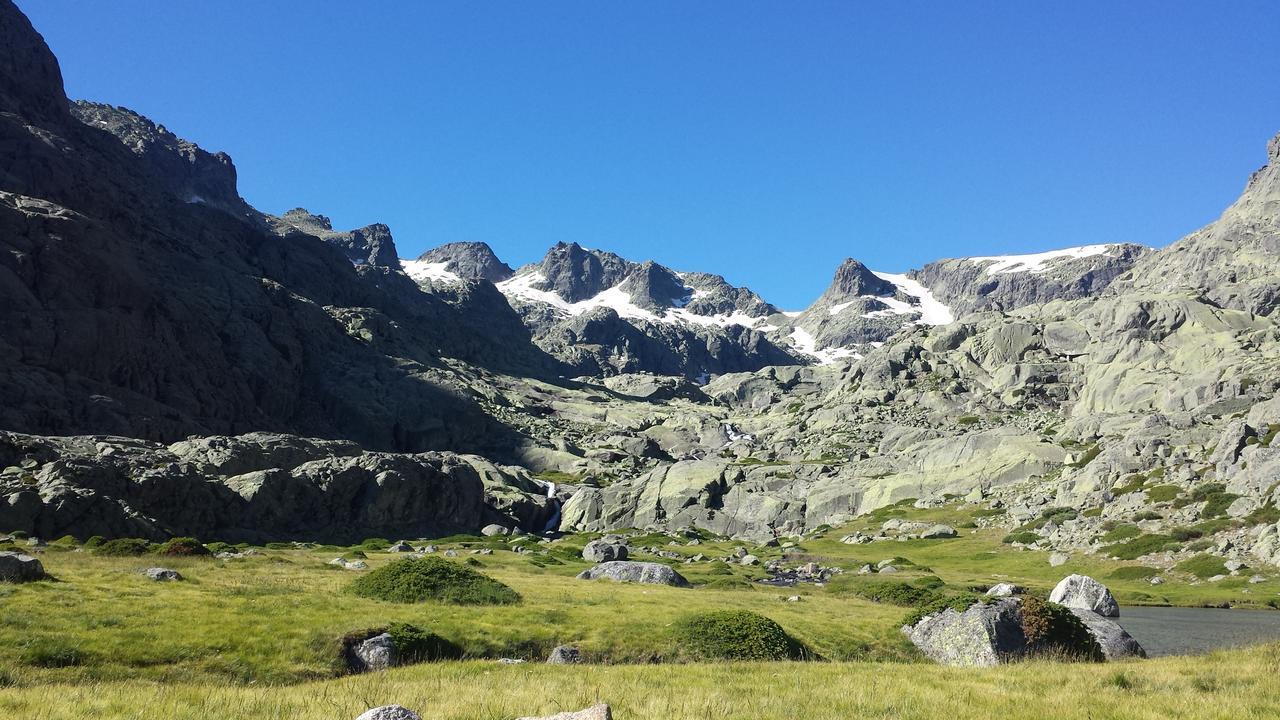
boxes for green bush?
[1108,566,1160,581]
[1002,531,1040,545]
[902,592,985,627]
[1169,527,1204,542]
[836,579,936,607]
[95,538,152,556]
[1099,524,1142,543]
[83,535,105,549]
[1144,485,1181,503]
[957,416,980,426]
[1019,597,1103,661]
[386,622,463,663]
[49,535,78,546]
[1104,534,1180,560]
[1175,554,1229,579]
[672,610,806,661]
[349,557,520,605]
[155,537,210,557]
[1133,510,1164,521]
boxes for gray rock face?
[984,583,1021,597]
[581,538,628,562]
[920,524,958,539]
[903,599,1031,667]
[1049,575,1119,617]
[913,243,1152,318]
[481,524,511,537]
[0,431,553,543]
[0,551,45,582]
[546,645,582,664]
[516,705,612,720]
[576,561,691,587]
[355,706,422,720]
[352,633,397,673]
[416,241,513,283]
[269,208,399,268]
[1067,608,1145,660]
[143,567,182,582]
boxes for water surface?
[1116,606,1280,657]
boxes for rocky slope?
[6,0,1280,578]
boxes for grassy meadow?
[1,501,1278,718]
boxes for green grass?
[1103,534,1181,560]
[1175,554,1230,580]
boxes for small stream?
[1116,606,1280,657]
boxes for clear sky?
[20,1,1280,309]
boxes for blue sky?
[21,1,1280,308]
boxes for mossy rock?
[349,556,520,605]
[672,610,806,661]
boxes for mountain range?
[4,0,1280,585]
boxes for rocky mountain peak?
[0,0,69,126]
[822,258,897,300]
[71,101,252,218]
[620,261,688,312]
[268,209,399,267]
[535,242,631,302]
[415,241,513,283]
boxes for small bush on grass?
[672,610,806,661]
[1003,531,1040,544]
[1133,510,1164,521]
[335,623,463,673]
[349,556,520,605]
[1104,534,1180,560]
[1019,597,1103,662]
[838,579,937,607]
[1108,566,1160,581]
[1169,527,1204,542]
[1176,554,1229,579]
[155,537,210,556]
[83,535,105,549]
[1144,485,1181,503]
[95,538,152,556]
[902,592,985,627]
[1099,524,1142,543]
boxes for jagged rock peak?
[535,242,632,302]
[71,101,250,217]
[823,258,897,299]
[0,0,69,125]
[269,208,399,267]
[417,241,513,283]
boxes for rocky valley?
[4,2,1280,718]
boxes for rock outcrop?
[576,561,691,587]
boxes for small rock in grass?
[1049,552,1070,567]
[516,704,612,720]
[984,582,1021,597]
[0,551,46,582]
[1049,574,1119,617]
[352,633,397,672]
[355,705,422,720]
[740,554,760,566]
[389,541,415,553]
[547,645,582,664]
[481,524,510,537]
[878,565,899,574]
[143,567,183,582]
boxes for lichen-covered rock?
[516,704,612,720]
[143,567,182,582]
[355,706,422,720]
[576,561,690,587]
[546,645,582,664]
[1049,574,1119,617]
[1067,608,1145,660]
[904,597,1106,667]
[985,582,1021,597]
[351,633,397,673]
[581,538,627,563]
[920,524,958,539]
[0,551,45,582]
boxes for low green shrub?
[902,592,985,627]
[95,538,152,556]
[1099,524,1141,543]
[83,535,105,549]
[1169,527,1204,542]
[349,557,520,605]
[155,537,210,556]
[1104,534,1180,560]
[1002,531,1040,544]
[1176,554,1229,579]
[21,639,87,668]
[1108,566,1160,580]
[1144,485,1181,503]
[672,610,806,661]
[1019,597,1103,661]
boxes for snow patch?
[789,327,861,365]
[967,244,1114,276]
[401,259,461,285]
[871,272,954,325]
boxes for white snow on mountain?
[400,259,461,285]
[496,271,776,330]
[871,272,955,325]
[967,244,1115,276]
[789,327,861,364]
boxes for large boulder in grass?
[1067,608,1145,660]
[351,633,397,672]
[576,561,690,587]
[355,706,422,720]
[581,538,628,563]
[0,551,45,582]
[903,597,1104,667]
[1049,574,1120,617]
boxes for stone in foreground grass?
[673,610,806,661]
[349,557,521,605]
